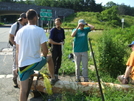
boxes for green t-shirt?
[73,27,91,52]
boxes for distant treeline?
[1,0,134,16]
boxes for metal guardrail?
[44,28,103,31]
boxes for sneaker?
[117,75,124,83]
[13,78,18,88]
[55,75,59,80]
[117,75,129,84]
[75,79,81,82]
[122,78,129,84]
[50,78,59,85]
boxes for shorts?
[18,57,47,81]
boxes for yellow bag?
[40,72,53,95]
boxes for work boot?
[13,78,18,88]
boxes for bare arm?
[41,42,48,57]
[48,39,63,45]
[86,23,95,30]
[9,34,16,45]
[71,24,81,37]
[16,44,19,73]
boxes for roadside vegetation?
[41,26,134,100]
[41,10,134,101]
[62,11,134,29]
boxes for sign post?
[121,18,124,29]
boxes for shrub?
[0,22,4,26]
[96,30,126,78]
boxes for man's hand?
[14,69,18,76]
[9,34,16,45]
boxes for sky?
[95,0,134,7]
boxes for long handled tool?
[88,38,105,101]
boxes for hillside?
[62,12,134,29]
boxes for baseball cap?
[18,13,26,21]
[78,19,86,25]
[128,41,134,47]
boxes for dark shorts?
[18,57,47,81]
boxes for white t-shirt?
[15,24,48,67]
[9,22,23,35]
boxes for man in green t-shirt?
[71,19,95,82]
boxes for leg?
[51,46,58,74]
[47,55,59,85]
[47,55,55,79]
[74,52,81,81]
[12,45,18,87]
[19,79,29,101]
[122,66,132,84]
[33,56,58,85]
[26,76,33,98]
[81,52,89,82]
[124,66,132,78]
[55,51,62,75]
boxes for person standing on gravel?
[71,19,94,82]
[9,13,27,88]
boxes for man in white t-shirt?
[9,13,27,88]
[15,9,57,101]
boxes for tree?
[105,1,116,8]
[95,4,103,12]
[100,6,121,26]
[118,4,134,16]
[89,0,96,12]
[0,0,13,2]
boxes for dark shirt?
[49,27,65,43]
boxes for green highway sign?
[41,9,46,12]
[47,12,52,18]
[47,9,52,12]
[40,12,47,17]
[40,17,45,21]
[40,17,47,21]
[40,9,52,21]
[47,18,51,21]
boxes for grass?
[62,12,134,30]
[43,30,121,82]
[0,22,4,26]
[39,25,134,101]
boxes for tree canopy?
[0,0,134,16]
